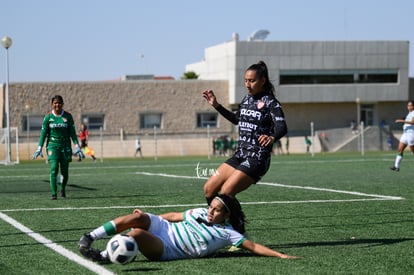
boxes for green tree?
[181,71,199,80]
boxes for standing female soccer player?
[32,95,85,199]
[390,100,414,171]
[202,61,287,205]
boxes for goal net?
[0,127,20,165]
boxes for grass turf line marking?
[0,212,115,275]
[0,198,400,213]
[258,182,403,200]
[0,171,404,213]
[136,172,404,201]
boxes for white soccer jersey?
[403,111,414,133]
[172,208,246,258]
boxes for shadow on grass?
[2,235,413,250]
[251,211,414,222]
[66,184,97,190]
[122,267,162,272]
[0,182,98,194]
[275,237,414,249]
[1,180,157,200]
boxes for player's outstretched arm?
[240,239,300,259]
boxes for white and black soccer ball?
[106,234,138,265]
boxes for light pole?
[25,104,30,159]
[1,36,12,165]
[356,97,361,151]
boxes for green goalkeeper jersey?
[38,110,79,149]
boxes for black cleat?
[78,234,94,251]
[78,234,110,263]
[390,166,400,172]
[61,190,66,198]
[51,195,57,200]
[83,248,110,263]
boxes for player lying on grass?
[78,194,299,262]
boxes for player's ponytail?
[246,61,275,96]
[215,194,246,234]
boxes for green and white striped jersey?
[172,208,246,258]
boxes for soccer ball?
[106,234,139,264]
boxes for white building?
[186,38,410,132]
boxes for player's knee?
[132,209,144,216]
[131,209,149,224]
[204,182,218,197]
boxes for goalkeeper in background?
[32,95,85,200]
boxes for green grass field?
[1,152,414,274]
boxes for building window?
[361,104,375,126]
[197,113,218,128]
[81,114,105,130]
[22,115,43,131]
[279,69,398,85]
[140,113,162,129]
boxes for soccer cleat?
[83,248,110,264]
[390,166,400,172]
[51,195,57,200]
[78,234,94,252]
[78,234,108,263]
[61,190,66,198]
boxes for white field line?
[135,172,404,201]
[257,182,403,200]
[0,212,115,275]
[1,171,403,214]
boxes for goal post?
[0,127,20,165]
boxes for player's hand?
[279,254,301,259]
[258,135,274,147]
[74,145,85,159]
[32,147,43,159]
[202,90,219,108]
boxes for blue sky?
[0,0,412,82]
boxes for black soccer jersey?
[216,92,287,160]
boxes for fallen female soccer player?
[78,194,300,262]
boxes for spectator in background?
[285,135,290,155]
[387,134,393,151]
[273,139,284,155]
[350,120,358,134]
[305,136,312,153]
[134,136,143,158]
